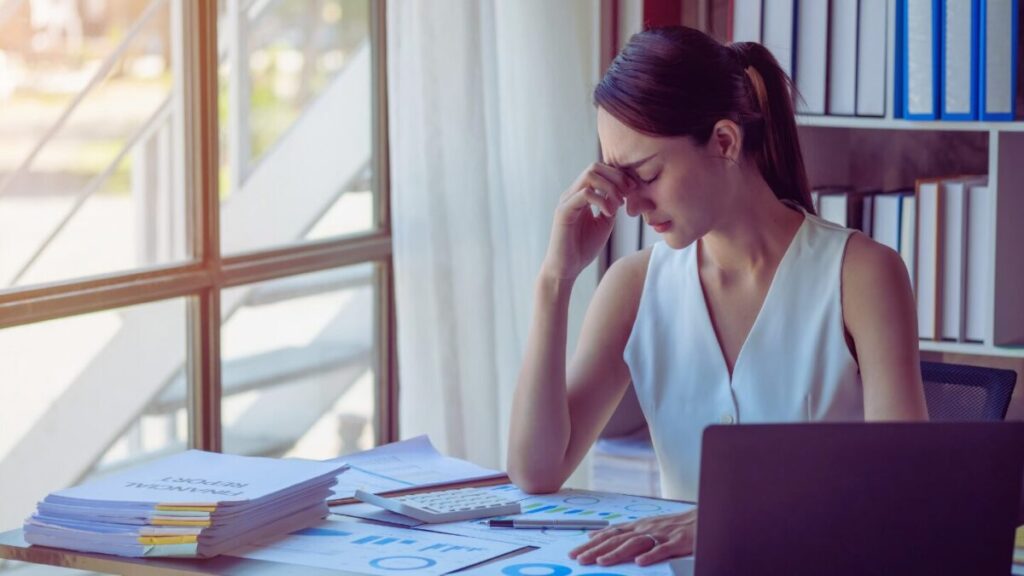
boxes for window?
[218,0,377,254]
[220,264,378,459]
[0,298,188,526]
[0,0,394,536]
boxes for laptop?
[670,422,1024,576]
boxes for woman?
[506,26,928,568]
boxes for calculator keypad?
[356,487,522,523]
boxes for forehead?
[596,107,661,166]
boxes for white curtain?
[388,0,601,472]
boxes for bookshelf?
[785,0,1024,362]
[791,0,1023,361]
[797,117,1024,360]
[797,116,1024,133]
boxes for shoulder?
[838,233,927,420]
[840,231,915,333]
[603,246,653,289]
[841,232,911,296]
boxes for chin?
[662,231,698,251]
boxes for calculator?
[353,487,522,523]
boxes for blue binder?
[979,0,1019,120]
[940,0,980,120]
[901,0,943,119]
[896,0,906,117]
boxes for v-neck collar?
[690,213,807,383]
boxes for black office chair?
[921,361,1017,421]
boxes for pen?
[487,519,610,530]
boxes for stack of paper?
[23,450,347,558]
[327,435,505,504]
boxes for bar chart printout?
[419,485,695,548]
[231,519,524,575]
[458,539,676,576]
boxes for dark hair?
[593,26,813,214]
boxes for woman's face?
[596,107,728,250]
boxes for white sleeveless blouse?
[623,211,864,502]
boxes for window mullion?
[372,0,398,444]
[0,265,212,329]
[178,0,222,452]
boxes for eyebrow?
[608,153,657,170]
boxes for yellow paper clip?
[138,535,198,545]
[151,518,211,527]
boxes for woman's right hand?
[541,162,636,281]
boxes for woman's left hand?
[568,508,697,567]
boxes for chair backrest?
[921,361,1017,421]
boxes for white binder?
[872,193,903,251]
[940,178,970,341]
[904,0,940,118]
[763,0,796,78]
[980,0,1018,120]
[732,0,764,43]
[941,0,979,119]
[829,0,860,115]
[900,195,917,291]
[965,182,992,342]
[796,0,829,114]
[857,0,889,116]
[916,179,941,340]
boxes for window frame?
[0,0,397,451]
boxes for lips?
[649,220,671,233]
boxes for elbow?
[512,475,563,495]
[506,460,565,494]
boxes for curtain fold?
[388,0,600,471]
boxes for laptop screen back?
[694,422,1024,576]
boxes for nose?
[625,194,654,218]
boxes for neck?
[700,175,804,276]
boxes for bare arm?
[842,233,929,421]
[507,249,650,493]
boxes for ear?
[708,119,743,162]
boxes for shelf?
[919,340,1024,358]
[796,115,1024,132]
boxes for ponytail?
[728,42,814,214]
[594,27,815,215]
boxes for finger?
[556,184,611,220]
[585,172,630,209]
[573,534,633,564]
[590,163,636,201]
[587,526,623,541]
[568,539,598,560]
[570,527,625,558]
[571,177,622,217]
[636,541,692,566]
[595,535,658,566]
[570,528,621,558]
[562,164,611,202]
[570,186,617,218]
[584,187,617,218]
[566,167,628,206]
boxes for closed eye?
[639,173,659,185]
